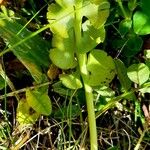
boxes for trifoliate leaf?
[86,50,116,86]
[127,63,150,86]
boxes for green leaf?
[47,0,110,36]
[60,70,83,89]
[0,12,50,83]
[49,29,77,69]
[139,82,150,93]
[54,105,80,119]
[94,86,115,97]
[114,59,131,91]
[144,50,150,59]
[122,35,143,57]
[127,63,150,85]
[16,98,40,125]
[86,50,116,86]
[139,87,150,94]
[78,21,105,53]
[82,0,110,28]
[0,76,6,90]
[133,0,150,35]
[133,11,150,35]
[47,0,110,69]
[26,89,52,116]
[52,81,73,97]
[119,19,132,37]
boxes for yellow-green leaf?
[16,98,39,125]
[26,89,52,116]
[86,50,116,86]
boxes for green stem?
[117,0,128,19]
[74,2,98,150]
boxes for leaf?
[133,11,150,35]
[0,76,6,90]
[49,29,77,69]
[139,82,150,93]
[144,50,150,59]
[114,59,131,91]
[16,98,40,125]
[47,0,110,37]
[119,19,132,37]
[78,21,105,53]
[0,11,50,83]
[139,87,150,93]
[54,105,80,119]
[52,81,73,97]
[94,86,115,97]
[133,0,150,35]
[26,89,52,116]
[127,63,150,86]
[47,0,110,69]
[122,35,143,57]
[60,70,82,89]
[86,50,116,86]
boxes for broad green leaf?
[60,70,82,89]
[122,35,143,57]
[47,0,110,36]
[78,21,105,53]
[127,63,150,85]
[86,50,116,86]
[0,12,50,83]
[114,59,131,91]
[133,0,150,35]
[49,29,77,69]
[82,0,110,28]
[133,11,150,35]
[16,98,39,125]
[26,89,52,116]
[47,0,110,69]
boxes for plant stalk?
[74,2,98,150]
